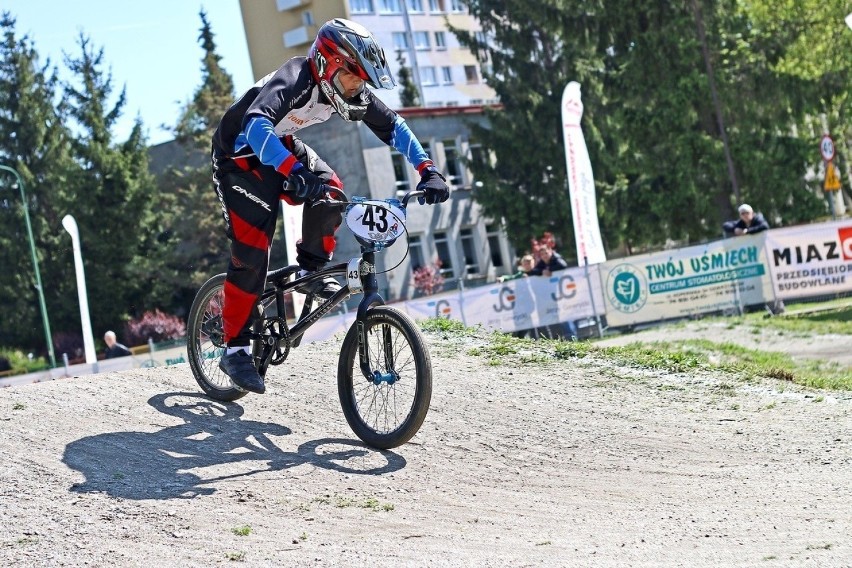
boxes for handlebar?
[290,185,426,209]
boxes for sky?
[4,1,256,145]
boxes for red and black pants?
[211,137,343,346]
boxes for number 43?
[361,205,388,233]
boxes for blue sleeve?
[390,116,429,167]
[244,116,301,173]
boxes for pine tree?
[153,10,236,313]
[50,33,158,341]
[450,2,604,256]
[396,49,420,108]
[0,13,72,354]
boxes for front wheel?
[187,273,247,402]
[337,307,432,449]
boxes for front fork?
[355,251,390,382]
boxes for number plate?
[344,200,406,246]
[346,257,363,294]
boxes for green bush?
[0,349,50,376]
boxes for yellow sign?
[824,160,842,191]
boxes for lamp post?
[61,214,97,364]
[0,164,56,368]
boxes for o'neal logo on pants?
[606,263,647,313]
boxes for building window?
[450,0,466,12]
[443,138,463,185]
[464,65,479,84]
[407,0,424,12]
[414,31,430,50]
[391,152,410,195]
[441,66,453,84]
[486,224,505,269]
[301,10,314,26]
[474,31,489,62]
[392,32,409,50]
[420,66,438,86]
[429,0,445,12]
[350,0,374,13]
[434,231,455,279]
[379,0,402,13]
[467,143,487,184]
[434,31,447,50]
[409,235,425,270]
[460,228,480,275]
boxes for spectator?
[498,254,536,282]
[528,245,578,341]
[529,245,569,277]
[722,204,784,315]
[104,331,132,359]
[722,203,769,237]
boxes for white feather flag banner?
[562,81,606,266]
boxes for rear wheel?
[337,307,432,449]
[187,274,247,401]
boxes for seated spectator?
[528,245,569,277]
[722,203,770,237]
[498,254,536,282]
[104,330,132,359]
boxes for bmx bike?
[186,188,432,449]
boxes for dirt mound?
[1,329,850,567]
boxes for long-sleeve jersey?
[212,57,431,175]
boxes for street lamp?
[0,164,56,368]
[62,214,97,364]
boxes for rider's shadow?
[62,392,406,500]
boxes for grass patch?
[312,494,394,512]
[231,526,251,536]
[422,309,852,390]
[225,551,245,562]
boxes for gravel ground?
[1,325,850,567]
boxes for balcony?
[283,25,316,48]
[276,0,310,11]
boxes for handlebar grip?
[402,189,426,207]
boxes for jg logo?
[550,274,577,302]
[491,287,516,312]
[431,299,452,319]
[606,263,647,313]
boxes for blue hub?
[371,370,398,385]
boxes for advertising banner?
[405,292,465,324]
[458,267,604,333]
[764,220,852,299]
[601,234,775,327]
[561,81,607,266]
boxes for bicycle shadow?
[61,392,407,500]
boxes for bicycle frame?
[249,189,423,380]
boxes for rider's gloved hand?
[416,163,450,205]
[286,165,325,202]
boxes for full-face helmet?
[308,18,396,121]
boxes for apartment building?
[235,1,513,302]
[239,0,496,109]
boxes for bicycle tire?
[337,306,432,449]
[187,273,247,401]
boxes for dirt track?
[1,327,850,567]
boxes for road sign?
[824,160,842,191]
[820,134,835,162]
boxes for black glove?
[417,166,450,205]
[286,167,324,202]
